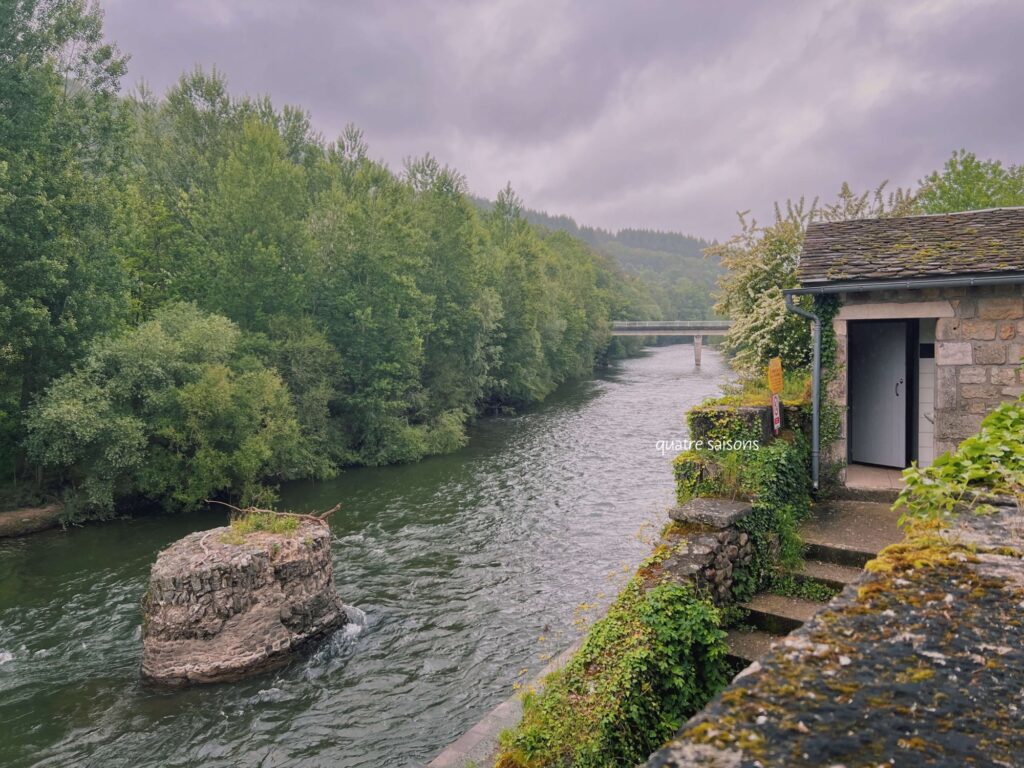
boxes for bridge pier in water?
[693,335,702,366]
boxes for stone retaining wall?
[665,499,755,605]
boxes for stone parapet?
[664,498,755,604]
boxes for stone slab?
[669,498,753,529]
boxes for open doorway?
[847,320,916,468]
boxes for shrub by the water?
[24,304,304,518]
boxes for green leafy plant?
[766,573,839,603]
[24,303,305,518]
[221,511,300,544]
[895,395,1024,524]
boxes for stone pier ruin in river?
[141,517,347,686]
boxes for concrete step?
[831,484,901,503]
[743,593,822,635]
[804,539,875,568]
[836,464,905,503]
[800,499,902,568]
[725,627,779,665]
[795,559,863,590]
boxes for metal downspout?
[784,293,821,491]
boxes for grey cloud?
[101,0,1024,239]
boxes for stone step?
[800,499,902,568]
[803,539,877,569]
[725,627,779,665]
[831,485,901,504]
[795,559,863,591]
[743,593,822,635]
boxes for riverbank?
[0,344,730,768]
[0,503,62,538]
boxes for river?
[0,345,729,768]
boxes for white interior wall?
[918,320,936,467]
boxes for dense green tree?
[191,119,313,330]
[0,0,131,478]
[713,185,916,374]
[24,304,303,517]
[3,6,674,516]
[309,157,432,464]
[917,150,1024,213]
[405,155,500,419]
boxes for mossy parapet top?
[646,503,1024,768]
[141,520,347,686]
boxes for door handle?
[895,377,903,397]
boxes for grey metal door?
[849,321,907,467]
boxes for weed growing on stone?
[221,511,300,544]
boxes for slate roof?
[797,206,1024,285]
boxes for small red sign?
[771,393,782,435]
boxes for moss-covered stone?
[645,505,1024,768]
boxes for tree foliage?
[711,184,917,375]
[917,150,1024,214]
[2,7,658,515]
[24,304,304,517]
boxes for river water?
[0,345,729,768]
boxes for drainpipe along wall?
[783,293,821,491]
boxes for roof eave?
[786,271,1024,296]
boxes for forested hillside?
[473,199,722,320]
[0,1,658,518]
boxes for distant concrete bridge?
[609,320,731,365]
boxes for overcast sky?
[100,0,1024,240]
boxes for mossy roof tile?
[798,206,1024,285]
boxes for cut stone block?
[670,497,753,529]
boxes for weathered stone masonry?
[645,502,1024,768]
[141,520,347,686]
[666,498,756,605]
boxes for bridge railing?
[610,320,732,330]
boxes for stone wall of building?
[828,283,1024,467]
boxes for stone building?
[787,207,1024,480]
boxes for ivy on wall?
[495,574,729,768]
